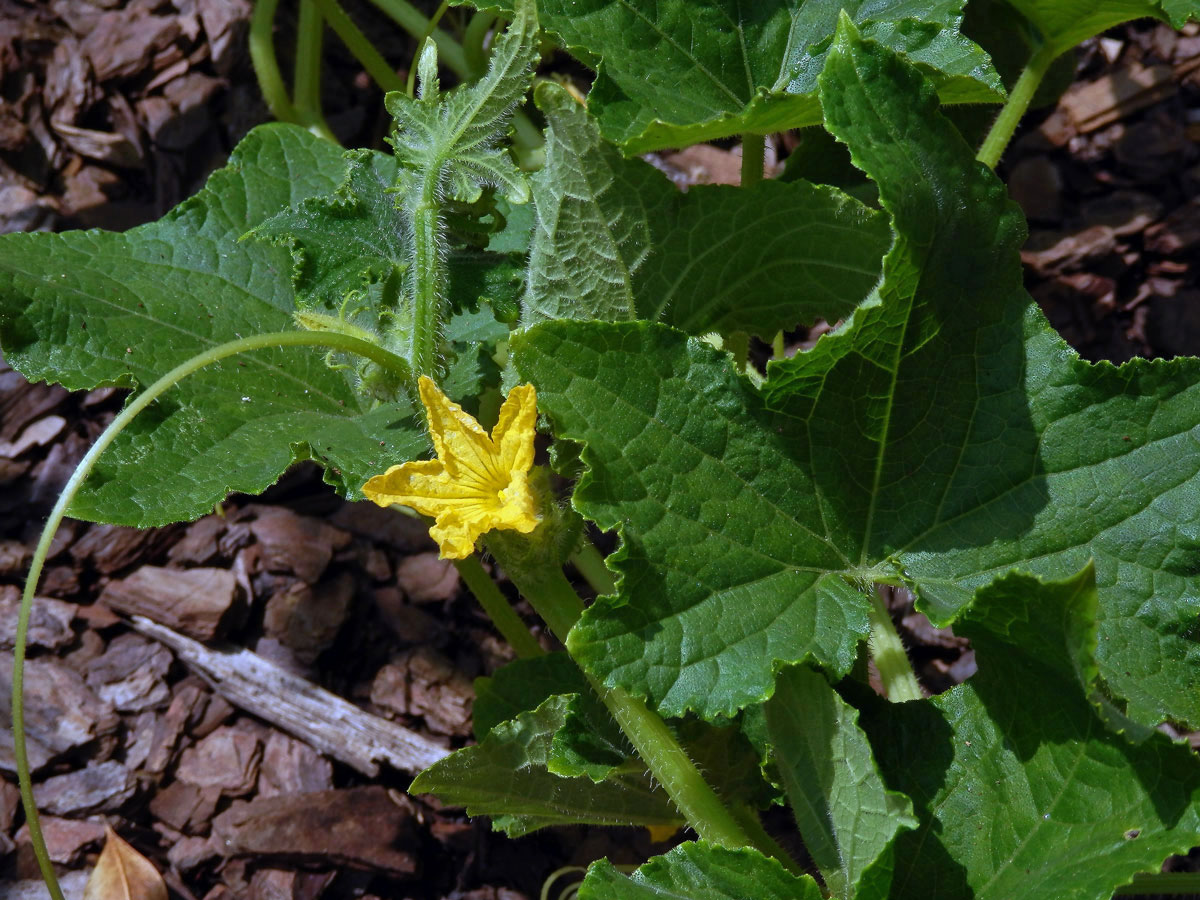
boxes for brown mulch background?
[1,3,1199,898]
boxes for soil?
[1,3,1199,899]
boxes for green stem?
[485,553,753,851]
[867,588,922,702]
[569,539,616,595]
[410,171,444,378]
[365,0,470,77]
[13,331,411,900]
[462,9,498,76]
[249,0,300,123]
[976,42,1058,170]
[740,133,765,187]
[453,556,544,659]
[294,0,339,142]
[309,0,405,94]
[730,803,805,877]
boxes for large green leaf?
[578,842,824,900]
[1004,0,1198,53]
[515,22,1200,727]
[409,694,682,835]
[0,125,426,526]
[765,666,916,899]
[495,0,1002,153]
[522,82,889,336]
[859,566,1200,900]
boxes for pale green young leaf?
[409,694,682,835]
[578,842,824,900]
[860,566,1200,900]
[765,666,916,900]
[516,23,1200,728]
[522,82,889,335]
[1004,0,1198,53]
[488,0,1001,153]
[0,125,426,527]
[384,0,537,207]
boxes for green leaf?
[523,82,888,335]
[517,0,1003,153]
[474,653,585,740]
[0,124,426,526]
[1003,0,1197,53]
[409,694,682,835]
[765,666,916,900]
[518,22,1200,729]
[858,566,1200,900]
[578,842,824,900]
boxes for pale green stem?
[365,0,470,77]
[13,331,411,900]
[453,556,544,659]
[462,9,498,76]
[976,42,1059,170]
[740,133,765,187]
[309,0,405,94]
[771,330,785,360]
[294,0,339,143]
[569,539,615,596]
[486,554,754,851]
[867,588,922,702]
[250,0,300,123]
[410,170,444,378]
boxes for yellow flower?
[363,376,541,559]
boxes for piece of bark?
[1079,189,1164,236]
[0,653,119,773]
[60,162,123,222]
[150,779,221,834]
[4,870,90,900]
[176,724,262,796]
[211,786,419,875]
[246,505,350,582]
[373,586,443,646]
[141,682,206,775]
[81,8,181,81]
[371,647,474,737]
[1057,61,1176,134]
[70,524,182,574]
[168,516,226,565]
[328,502,436,552]
[50,121,143,168]
[0,414,66,457]
[131,617,449,775]
[1021,226,1117,277]
[0,373,67,444]
[99,565,240,639]
[16,815,106,864]
[1145,200,1200,256]
[36,760,133,814]
[85,632,173,711]
[1,776,19,831]
[257,731,333,798]
[168,834,220,872]
[196,0,252,75]
[262,572,354,664]
[0,587,76,649]
[396,552,460,604]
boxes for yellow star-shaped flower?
[363,376,541,559]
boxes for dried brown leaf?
[83,825,167,900]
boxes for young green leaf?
[859,565,1200,900]
[523,82,890,335]
[489,0,1002,153]
[1004,0,1198,54]
[409,694,682,835]
[765,666,916,900]
[0,125,427,526]
[578,842,824,899]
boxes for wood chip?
[99,565,240,639]
[0,653,119,773]
[1021,226,1118,277]
[395,552,459,604]
[71,524,182,575]
[211,787,419,875]
[371,647,474,737]
[130,617,449,775]
[17,815,106,864]
[176,724,262,796]
[257,731,333,798]
[262,572,354,664]
[0,414,66,457]
[37,760,134,814]
[245,505,350,582]
[1057,61,1176,134]
[0,586,76,649]
[85,632,172,711]
[149,779,221,834]
[167,516,225,565]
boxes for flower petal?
[492,383,537,475]
[418,376,501,482]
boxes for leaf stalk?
[867,587,923,702]
[976,42,1058,169]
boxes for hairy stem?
[13,331,411,900]
[294,0,339,142]
[462,8,498,76]
[249,0,300,123]
[410,171,444,378]
[453,555,544,658]
[976,42,1058,170]
[867,588,923,702]
[485,553,755,850]
[741,133,765,187]
[310,0,405,94]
